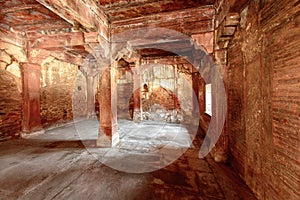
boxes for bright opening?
[205,83,212,116]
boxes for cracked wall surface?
[40,57,80,128]
[227,0,300,199]
[0,49,22,139]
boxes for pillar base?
[191,117,199,126]
[97,133,112,147]
[21,129,45,138]
[97,124,119,147]
[133,110,142,122]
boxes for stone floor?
[0,119,257,200]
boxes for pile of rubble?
[142,104,183,123]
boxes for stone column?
[192,71,200,116]
[192,59,200,126]
[21,63,42,134]
[132,68,141,122]
[86,75,95,118]
[97,68,118,147]
[81,57,99,118]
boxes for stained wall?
[0,33,24,139]
[40,57,82,127]
[227,0,300,199]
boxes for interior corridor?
[0,0,299,199]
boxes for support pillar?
[22,63,42,134]
[132,70,141,122]
[86,76,95,118]
[97,68,118,147]
[192,63,200,126]
[192,72,200,115]
[81,57,99,119]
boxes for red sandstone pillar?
[97,68,118,147]
[22,63,42,133]
[132,67,141,122]
[86,76,95,118]
[81,58,99,118]
[192,72,200,115]
[192,64,200,125]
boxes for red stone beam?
[0,3,42,13]
[26,48,83,66]
[35,0,109,39]
[50,50,83,66]
[111,6,215,36]
[0,27,26,48]
[28,32,85,49]
[28,31,101,49]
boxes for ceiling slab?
[35,0,109,38]
[0,0,72,32]
[98,0,216,21]
[0,0,220,62]
[111,6,215,36]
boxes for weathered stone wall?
[227,38,246,177]
[0,24,25,139]
[0,69,22,139]
[227,0,300,199]
[226,5,248,178]
[148,87,180,111]
[115,59,195,122]
[141,63,193,120]
[40,57,79,127]
[72,70,88,119]
[116,69,133,119]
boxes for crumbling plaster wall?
[40,57,83,128]
[115,62,194,121]
[0,34,24,139]
[0,69,22,139]
[141,63,194,122]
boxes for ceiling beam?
[28,32,84,49]
[0,27,26,48]
[0,4,42,13]
[27,48,84,66]
[28,31,101,49]
[35,0,109,39]
[111,6,215,36]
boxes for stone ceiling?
[98,0,216,21]
[0,0,72,33]
[0,0,217,33]
[0,0,221,61]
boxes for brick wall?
[227,0,300,199]
[227,33,246,177]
